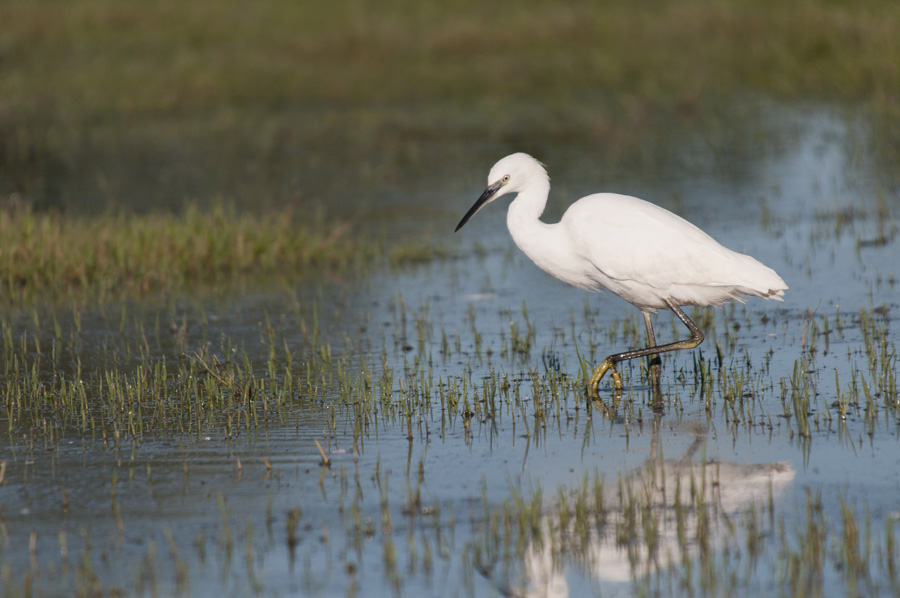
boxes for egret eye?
[502,175,510,183]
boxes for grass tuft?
[0,202,438,302]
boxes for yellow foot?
[589,358,623,397]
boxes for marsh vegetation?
[1,0,899,596]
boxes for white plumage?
[456,152,787,394]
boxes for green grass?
[2,0,900,211]
[4,0,899,110]
[0,202,446,302]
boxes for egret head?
[455,153,548,232]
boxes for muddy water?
[1,104,898,597]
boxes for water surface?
[1,103,898,597]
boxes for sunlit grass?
[0,202,446,302]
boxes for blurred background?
[2,0,898,231]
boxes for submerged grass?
[0,147,896,596]
[2,278,899,595]
[2,268,896,464]
[468,460,900,598]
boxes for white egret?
[455,153,787,396]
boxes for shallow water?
[1,103,898,597]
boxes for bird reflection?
[498,414,795,597]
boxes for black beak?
[455,180,504,232]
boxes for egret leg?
[643,311,662,386]
[589,299,704,396]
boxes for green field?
[2,0,899,217]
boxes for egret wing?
[562,193,778,306]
